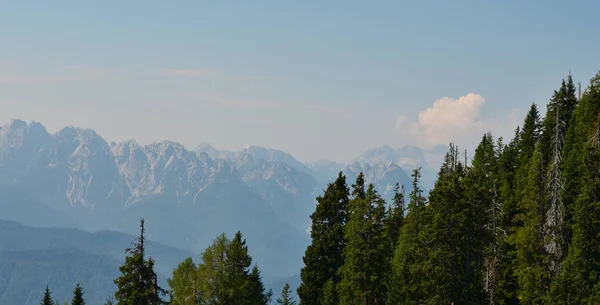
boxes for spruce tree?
[297,172,349,305]
[425,144,486,304]
[515,144,552,304]
[339,176,388,305]
[41,285,54,305]
[469,134,504,305]
[277,283,297,305]
[246,265,273,305]
[227,231,253,304]
[388,167,433,304]
[385,182,405,252]
[550,73,600,304]
[71,283,85,305]
[562,72,598,248]
[114,219,167,305]
[495,131,521,304]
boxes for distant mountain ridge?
[0,219,192,305]
[0,119,445,282]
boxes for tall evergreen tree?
[227,231,254,305]
[245,265,273,305]
[297,172,349,305]
[536,74,579,276]
[468,134,505,305]
[550,73,600,304]
[71,283,85,305]
[495,131,522,305]
[388,167,434,304]
[277,283,297,305]
[385,183,405,251]
[339,176,388,305]
[515,144,552,304]
[562,73,598,249]
[41,285,54,305]
[426,144,487,304]
[114,219,167,305]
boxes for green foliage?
[169,231,271,305]
[384,183,405,255]
[297,172,349,305]
[549,74,600,304]
[70,283,85,305]
[113,219,167,305]
[277,283,297,305]
[167,258,198,305]
[338,177,389,305]
[41,286,54,305]
[388,167,435,304]
[25,70,600,305]
[514,145,552,304]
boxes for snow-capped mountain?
[0,119,307,277]
[0,119,444,279]
[343,161,412,199]
[353,144,447,191]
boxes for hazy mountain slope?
[231,152,319,231]
[0,119,308,278]
[305,159,344,183]
[0,219,298,304]
[0,186,81,229]
[0,248,120,305]
[0,219,193,277]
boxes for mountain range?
[0,118,446,295]
[0,219,191,305]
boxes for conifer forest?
[39,71,600,304]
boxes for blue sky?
[1,1,599,162]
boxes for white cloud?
[395,93,518,149]
[164,68,218,78]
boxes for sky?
[1,1,600,163]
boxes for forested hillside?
[296,72,600,305]
[31,71,600,304]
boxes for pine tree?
[515,144,552,304]
[535,74,579,276]
[388,167,434,304]
[424,144,487,304]
[277,283,297,305]
[246,265,273,305]
[494,131,521,305]
[227,231,253,305]
[41,285,54,305]
[71,283,85,305]
[339,176,388,305]
[297,172,349,305]
[385,182,405,252]
[550,73,600,304]
[168,257,199,305]
[114,219,167,305]
[468,134,505,305]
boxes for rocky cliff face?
[0,119,440,278]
